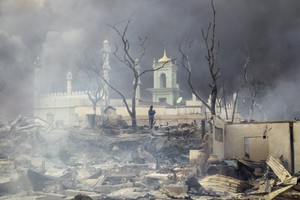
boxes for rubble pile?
[196,156,300,199]
[1,115,300,199]
[0,116,207,199]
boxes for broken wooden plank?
[9,114,23,128]
[0,125,11,133]
[266,156,295,185]
[277,187,300,199]
[263,185,294,200]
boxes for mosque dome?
[158,50,171,63]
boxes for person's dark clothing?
[148,107,156,129]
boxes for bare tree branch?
[218,83,229,120]
[178,38,212,112]
[227,44,254,123]
[77,50,107,115]
[231,90,239,123]
[178,0,220,117]
[138,58,175,78]
[107,18,171,131]
[201,0,219,116]
[241,45,259,120]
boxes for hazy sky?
[1,0,300,120]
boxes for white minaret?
[151,49,179,105]
[34,56,41,117]
[232,92,238,112]
[134,59,141,102]
[101,40,111,108]
[66,71,72,95]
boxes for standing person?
[148,105,156,129]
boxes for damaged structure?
[1,113,300,199]
[1,35,299,200]
[0,115,208,199]
[212,117,300,174]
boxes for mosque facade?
[151,50,180,105]
[34,40,237,127]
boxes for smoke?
[0,0,300,120]
[258,69,300,120]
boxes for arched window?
[160,73,166,88]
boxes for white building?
[150,50,179,106]
[34,40,238,126]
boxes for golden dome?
[158,50,171,63]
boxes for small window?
[160,73,166,88]
[215,127,223,142]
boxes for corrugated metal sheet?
[199,174,253,194]
[45,167,71,178]
[79,175,106,189]
[266,156,297,185]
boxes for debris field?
[0,115,300,199]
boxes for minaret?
[66,71,72,95]
[134,59,141,102]
[232,92,238,112]
[151,49,179,105]
[101,40,111,108]
[34,56,41,117]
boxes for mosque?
[34,40,237,127]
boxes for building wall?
[105,105,205,126]
[35,90,241,128]
[35,107,76,126]
[224,122,292,172]
[293,122,300,172]
[36,92,89,125]
[212,116,226,160]
[36,92,207,127]
[268,123,291,169]
[152,91,175,105]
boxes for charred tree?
[87,80,105,115]
[179,37,212,112]
[202,0,220,116]
[233,46,267,121]
[179,0,220,116]
[241,52,258,120]
[231,51,250,123]
[78,52,105,116]
[231,91,239,123]
[104,19,171,132]
[218,84,229,120]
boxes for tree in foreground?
[78,44,108,127]
[179,0,220,117]
[91,19,172,132]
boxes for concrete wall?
[36,91,239,128]
[268,123,291,169]
[224,122,292,172]
[35,107,76,126]
[212,117,225,160]
[293,122,300,172]
[38,100,206,127]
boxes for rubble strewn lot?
[0,116,300,199]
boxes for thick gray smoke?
[0,0,300,120]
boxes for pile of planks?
[198,156,300,199]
